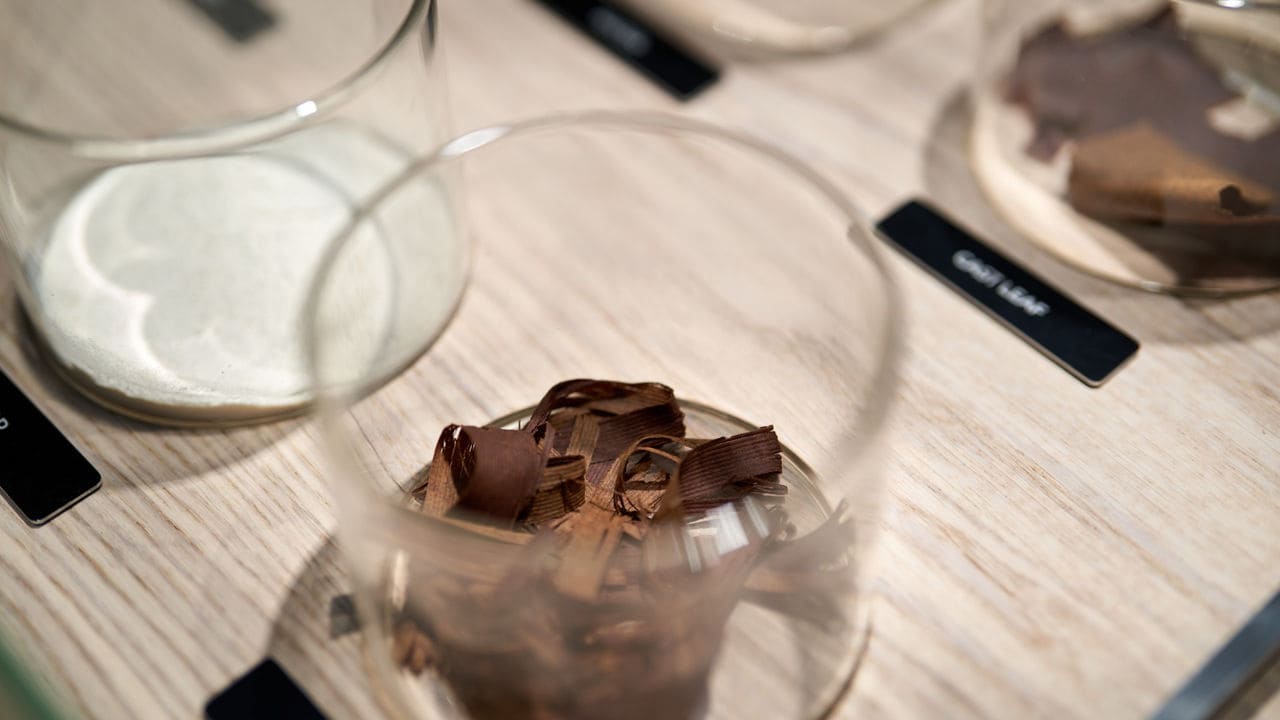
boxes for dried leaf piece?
[565,414,601,462]
[546,407,590,453]
[531,380,686,462]
[447,426,545,527]
[616,464,669,520]
[1005,9,1280,196]
[392,620,435,675]
[663,427,786,517]
[606,434,693,518]
[1068,123,1278,226]
[593,404,686,463]
[553,508,626,601]
[527,379,679,429]
[417,425,461,517]
[523,455,587,525]
[395,380,835,720]
[550,427,635,600]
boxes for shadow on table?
[920,90,1280,345]
[266,535,386,720]
[267,534,878,720]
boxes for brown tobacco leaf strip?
[447,426,544,527]
[523,455,587,524]
[1068,123,1277,225]
[586,379,675,412]
[667,427,786,516]
[533,380,686,459]
[583,460,614,504]
[526,379,679,429]
[622,456,680,507]
[551,416,645,601]
[407,464,431,500]
[618,466,667,520]
[577,382,677,416]
[554,466,618,588]
[606,435,695,518]
[1006,8,1280,197]
[552,508,626,601]
[565,414,601,461]
[542,454,587,484]
[548,407,589,454]
[419,425,461,517]
[392,620,435,675]
[403,382,809,716]
[593,403,686,463]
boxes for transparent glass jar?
[972,0,1280,295]
[0,0,458,425]
[617,0,937,56]
[306,112,903,719]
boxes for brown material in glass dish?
[1006,6,1280,281]
[393,379,847,720]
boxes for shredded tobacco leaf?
[397,379,846,720]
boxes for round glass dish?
[616,0,936,56]
[305,112,902,719]
[972,0,1280,295]
[0,0,457,425]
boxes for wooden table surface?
[3,0,1280,717]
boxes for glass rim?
[1178,0,1280,8]
[0,0,433,163]
[303,109,905,460]
[651,0,936,55]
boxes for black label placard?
[876,200,1139,387]
[187,0,276,43]
[0,371,101,525]
[531,0,719,100]
[206,659,327,720]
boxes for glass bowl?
[305,111,902,719]
[972,0,1280,295]
[616,0,937,57]
[0,0,455,425]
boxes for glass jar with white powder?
[0,0,464,425]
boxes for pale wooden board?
[0,0,1278,718]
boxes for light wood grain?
[1,0,1279,718]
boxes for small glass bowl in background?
[305,112,902,719]
[972,0,1280,295]
[615,0,937,57]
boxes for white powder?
[33,124,463,423]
